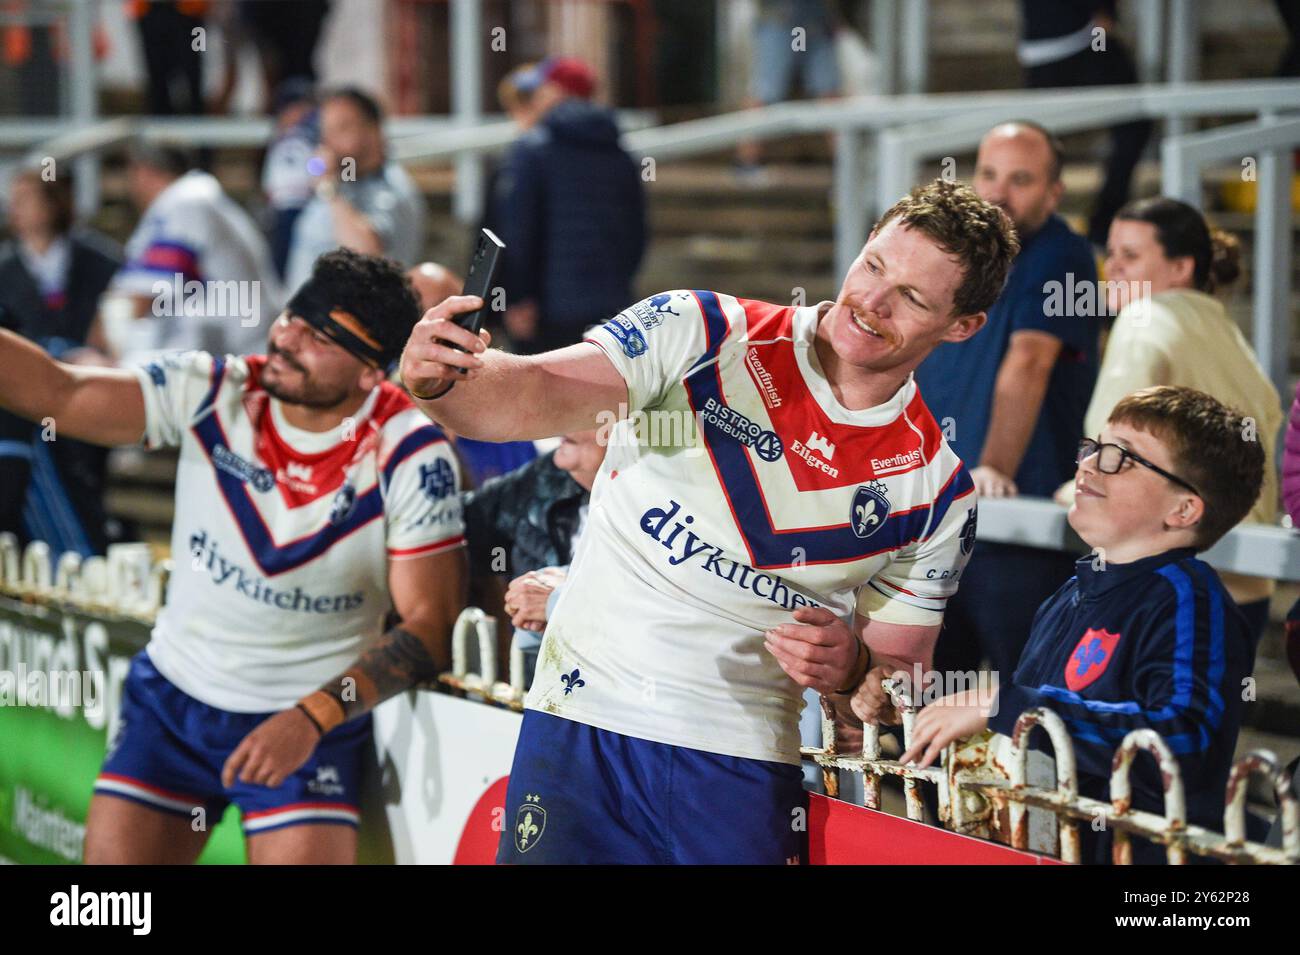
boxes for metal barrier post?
[1008,708,1080,861]
[450,0,485,224]
[870,0,900,96]
[1110,729,1187,865]
[833,128,867,281]
[66,0,100,217]
[1224,749,1300,861]
[1255,114,1295,403]
[899,0,929,95]
[818,695,840,799]
[1165,0,1200,138]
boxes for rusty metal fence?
[803,678,1299,865]
[5,532,1295,866]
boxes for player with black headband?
[0,249,467,864]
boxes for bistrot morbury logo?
[698,396,783,462]
[212,444,275,492]
[850,481,891,539]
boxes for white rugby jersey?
[113,171,283,360]
[528,291,977,764]
[130,351,464,712]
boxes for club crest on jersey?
[1065,628,1122,691]
[959,507,977,555]
[603,314,648,358]
[419,459,456,501]
[850,481,891,539]
[329,484,357,524]
[514,793,546,853]
[212,444,275,492]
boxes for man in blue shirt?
[915,121,1100,678]
[901,386,1262,864]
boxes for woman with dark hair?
[1063,196,1283,646]
[0,169,122,556]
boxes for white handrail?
[977,497,1300,582]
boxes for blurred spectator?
[1277,0,1300,76]
[0,169,122,555]
[405,261,538,487]
[1275,376,1300,846]
[476,63,539,341]
[1018,1,1153,247]
[284,87,425,293]
[916,121,1100,678]
[1286,379,1300,531]
[489,57,646,354]
[461,431,604,687]
[735,0,841,177]
[106,141,282,361]
[1062,197,1282,649]
[129,0,207,116]
[1285,380,1300,688]
[238,0,331,99]
[262,80,319,279]
[406,260,463,313]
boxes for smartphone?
[454,227,505,339]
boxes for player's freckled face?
[824,221,970,373]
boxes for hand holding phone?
[448,229,505,363]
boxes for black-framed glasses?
[1076,438,1201,497]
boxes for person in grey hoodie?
[490,57,646,354]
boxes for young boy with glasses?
[900,385,1264,863]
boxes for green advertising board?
[0,591,249,863]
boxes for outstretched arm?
[0,329,146,447]
[398,295,628,442]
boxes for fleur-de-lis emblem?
[561,668,585,695]
[513,793,547,853]
[854,499,880,533]
[517,812,539,847]
[850,482,891,539]
[1072,637,1108,677]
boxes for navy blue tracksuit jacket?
[988,548,1252,864]
[491,99,646,352]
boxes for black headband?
[286,282,395,371]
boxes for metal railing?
[803,678,1299,865]
[5,509,1298,864]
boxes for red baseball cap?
[514,56,596,98]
